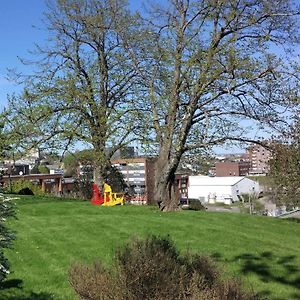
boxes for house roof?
[277,209,300,219]
[189,176,249,186]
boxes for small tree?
[240,193,262,215]
[269,122,300,208]
[0,194,16,283]
[30,164,41,175]
[38,165,50,174]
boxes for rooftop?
[189,176,248,186]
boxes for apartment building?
[215,161,250,176]
[112,157,157,205]
[247,144,272,174]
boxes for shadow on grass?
[0,279,54,300]
[281,217,300,224]
[0,279,23,289]
[0,292,54,300]
[211,251,300,300]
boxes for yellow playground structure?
[91,182,125,206]
[102,183,124,206]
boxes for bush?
[69,235,257,300]
[72,179,93,200]
[4,179,44,196]
[188,199,207,211]
[30,165,40,174]
[69,262,121,300]
[0,194,16,283]
[38,165,50,174]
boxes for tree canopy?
[269,120,300,208]
[122,0,300,210]
[2,0,300,210]
[4,0,139,183]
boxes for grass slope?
[0,196,299,300]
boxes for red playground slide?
[91,183,104,205]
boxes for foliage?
[3,0,300,211]
[122,0,300,210]
[240,193,263,215]
[269,121,300,207]
[269,144,300,207]
[105,165,127,193]
[247,176,273,189]
[188,199,207,211]
[69,235,257,300]
[71,178,93,200]
[0,123,5,161]
[63,150,95,178]
[0,194,16,283]
[37,165,50,174]
[0,122,12,162]
[4,179,44,196]
[30,165,40,175]
[4,0,139,185]
[178,151,215,175]
[3,196,300,299]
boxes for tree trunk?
[93,163,108,186]
[154,154,180,212]
[93,147,111,187]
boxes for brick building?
[215,161,250,176]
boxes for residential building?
[215,161,250,176]
[247,144,272,174]
[112,157,157,205]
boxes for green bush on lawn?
[70,235,257,300]
[4,179,44,195]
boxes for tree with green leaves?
[63,149,127,192]
[123,0,300,210]
[0,122,10,163]
[4,0,138,185]
[269,121,300,208]
[62,149,94,177]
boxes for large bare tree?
[123,0,300,210]
[4,0,137,184]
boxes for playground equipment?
[91,182,124,206]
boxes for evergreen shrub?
[0,194,16,283]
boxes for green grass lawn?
[1,196,300,300]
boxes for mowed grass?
[1,196,300,300]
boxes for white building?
[188,176,259,205]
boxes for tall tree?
[123,0,300,210]
[4,0,138,185]
[269,120,300,208]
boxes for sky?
[0,0,47,110]
[0,0,266,154]
[0,0,145,111]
